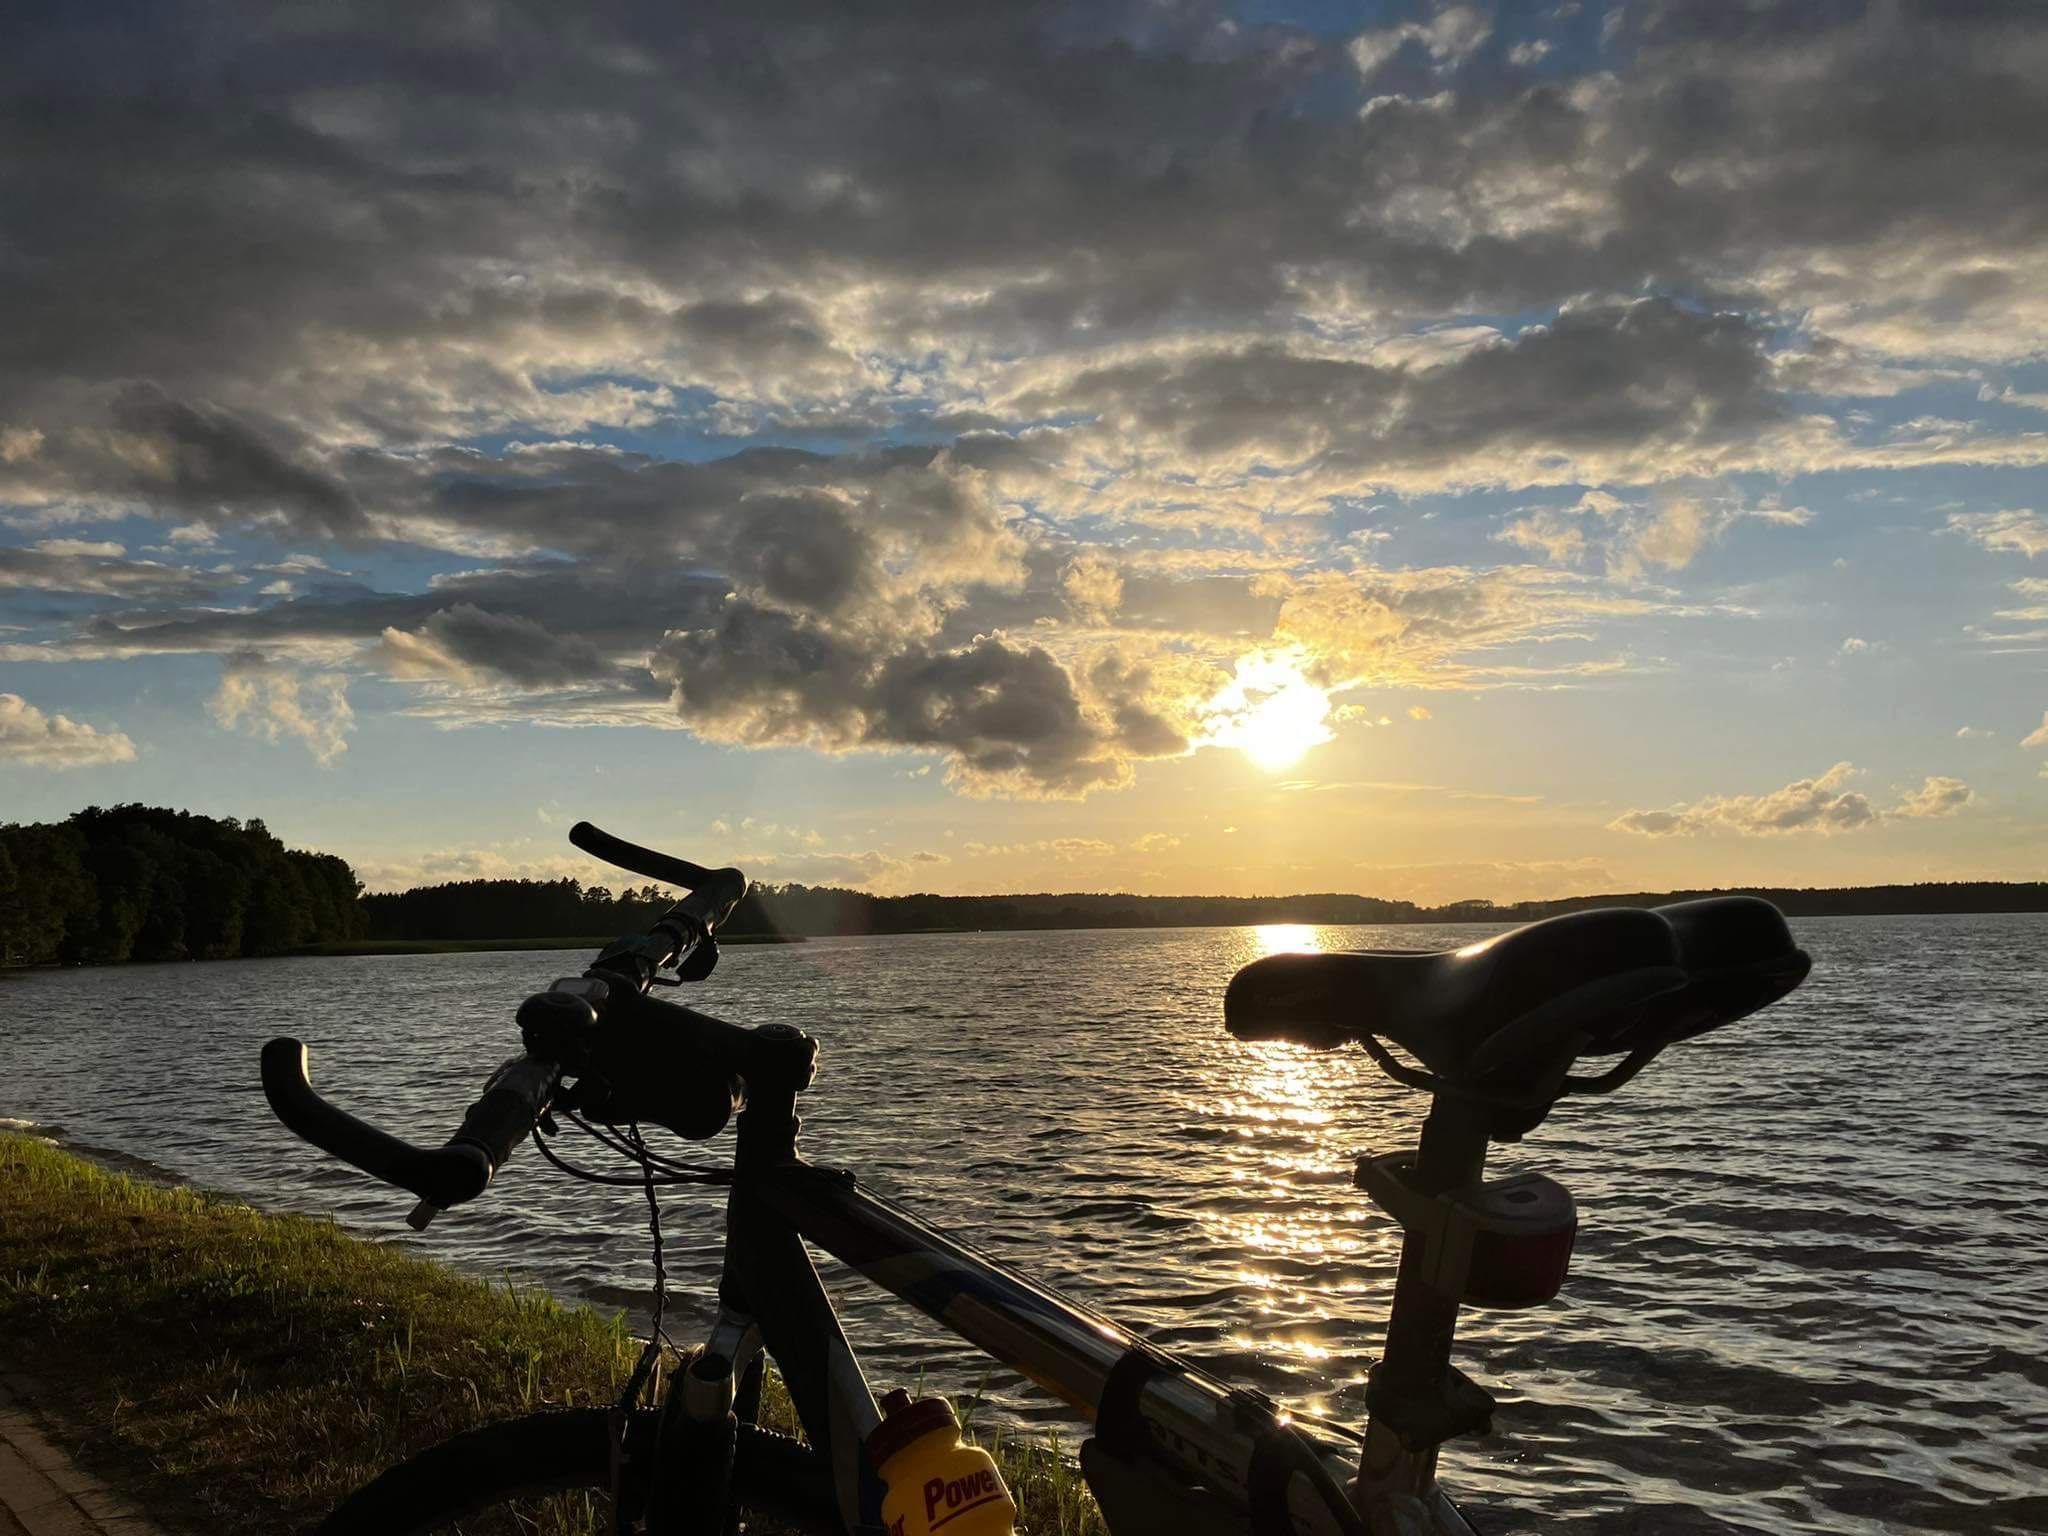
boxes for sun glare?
[1203,649,1334,772]
[1254,922,1319,955]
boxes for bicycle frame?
[259,835,1804,1536]
[677,1084,1487,1536]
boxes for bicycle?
[260,821,1812,1536]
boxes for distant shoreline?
[8,805,2045,973]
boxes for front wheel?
[317,1408,837,1535]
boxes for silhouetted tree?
[0,805,367,964]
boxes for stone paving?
[0,1375,169,1536]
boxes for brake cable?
[518,1104,728,1414]
[526,1113,732,1188]
[617,1122,681,1412]
[558,1106,729,1179]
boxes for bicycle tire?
[317,1407,839,1535]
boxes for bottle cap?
[866,1392,960,1471]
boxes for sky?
[3,0,2047,904]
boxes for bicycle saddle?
[1225,896,1809,1094]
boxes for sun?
[1203,649,1334,772]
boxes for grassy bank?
[0,1133,1096,1534]
[288,933,807,957]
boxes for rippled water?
[3,917,2044,1534]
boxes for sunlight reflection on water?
[1251,921,1321,955]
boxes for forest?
[0,806,364,965]
[6,805,2048,966]
[360,878,725,941]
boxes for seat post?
[1409,1093,1490,1196]
[1355,1094,1492,1509]
[1377,1093,1488,1388]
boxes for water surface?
[2,916,2043,1534]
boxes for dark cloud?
[5,0,2040,446]
[62,563,722,668]
[653,604,1188,795]
[653,602,875,747]
[1020,299,1804,492]
[0,543,226,601]
[377,603,614,688]
[869,638,1112,793]
[106,386,363,533]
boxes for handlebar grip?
[569,820,747,934]
[453,1055,561,1170]
[681,866,748,933]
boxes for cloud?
[1501,490,1811,579]
[1497,510,1588,565]
[1946,509,2048,559]
[1610,762,1875,837]
[1350,6,1493,78]
[0,693,137,768]
[1891,776,1975,820]
[0,544,224,600]
[2023,712,2048,750]
[375,604,612,689]
[1,385,364,536]
[1611,763,1977,836]
[1982,384,2048,413]
[1613,498,1712,580]
[208,656,353,765]
[1061,552,1124,624]
[1010,300,1828,502]
[1258,562,1656,690]
[653,608,1189,797]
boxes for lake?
[1,916,2042,1534]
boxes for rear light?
[1459,1172,1576,1308]
[1356,1154,1577,1309]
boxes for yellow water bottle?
[867,1389,1017,1536]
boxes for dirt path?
[0,1376,169,1536]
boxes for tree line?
[361,876,2048,938]
[0,805,365,965]
[7,805,2048,967]
[361,879,700,940]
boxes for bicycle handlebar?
[262,823,762,1225]
[261,1038,560,1226]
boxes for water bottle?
[867,1389,1017,1536]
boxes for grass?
[0,1133,1101,1535]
